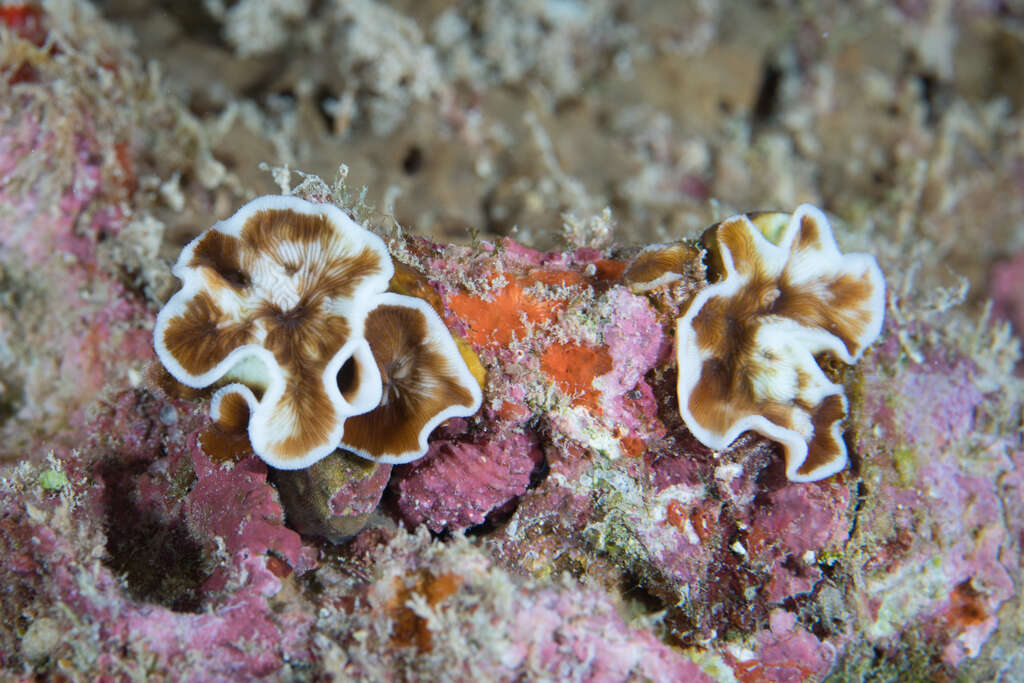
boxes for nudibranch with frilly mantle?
[675,205,885,482]
[154,195,482,470]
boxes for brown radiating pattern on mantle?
[676,205,885,482]
[155,196,394,469]
[161,290,255,377]
[341,304,478,461]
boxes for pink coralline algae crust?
[64,290,154,422]
[0,204,153,446]
[2,13,1021,676]
[727,609,838,683]
[186,445,319,593]
[1,41,130,265]
[627,449,720,590]
[853,336,1017,667]
[591,286,669,447]
[4,216,1021,682]
[329,461,392,518]
[433,235,668,459]
[0,94,151,455]
[624,437,853,614]
[492,440,603,569]
[747,481,851,603]
[6,208,1019,681]
[539,283,669,457]
[1001,447,1024,574]
[0,390,319,679]
[317,528,715,683]
[418,226,865,662]
[393,429,543,531]
[503,590,715,682]
[0,138,126,266]
[991,249,1024,346]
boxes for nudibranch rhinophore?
[675,205,885,482]
[154,195,482,470]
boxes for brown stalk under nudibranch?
[675,205,885,482]
[154,195,482,470]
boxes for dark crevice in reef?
[527,447,550,490]
[620,569,694,645]
[843,428,862,477]
[155,0,226,47]
[649,366,681,427]
[710,563,771,637]
[0,376,21,427]
[916,71,949,126]
[465,498,519,538]
[617,540,772,650]
[847,479,869,542]
[376,483,409,531]
[753,452,789,498]
[315,85,337,132]
[824,636,960,683]
[100,460,210,613]
[750,58,783,130]
[402,145,424,175]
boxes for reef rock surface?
[2,3,1023,682]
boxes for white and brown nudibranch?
[675,205,885,482]
[154,196,482,469]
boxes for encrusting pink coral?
[154,195,482,469]
[393,429,543,531]
[853,338,1017,667]
[991,249,1024,347]
[675,205,885,482]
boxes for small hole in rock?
[751,61,783,124]
[917,72,944,125]
[465,498,520,537]
[527,454,549,489]
[402,146,424,175]
[315,86,337,132]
